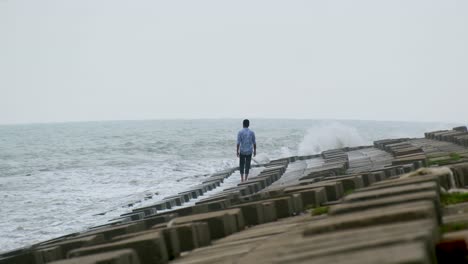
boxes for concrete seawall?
[2,126,468,263]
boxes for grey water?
[0,119,458,252]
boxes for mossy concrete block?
[68,232,168,264]
[443,202,468,216]
[48,249,140,264]
[303,201,437,236]
[443,213,468,226]
[331,191,442,224]
[169,209,243,240]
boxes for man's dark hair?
[243,119,250,128]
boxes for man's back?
[237,127,256,155]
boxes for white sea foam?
[297,122,368,155]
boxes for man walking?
[237,119,256,182]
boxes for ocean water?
[0,119,459,252]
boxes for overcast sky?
[1,0,467,124]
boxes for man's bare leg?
[241,174,244,182]
[245,174,248,181]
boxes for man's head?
[243,119,250,128]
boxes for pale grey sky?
[1,0,467,124]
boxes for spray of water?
[297,122,368,155]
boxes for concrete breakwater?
[2,126,468,263]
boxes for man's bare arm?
[253,144,256,157]
[237,144,240,157]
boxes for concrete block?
[111,229,179,260]
[33,246,62,263]
[48,249,140,264]
[345,182,439,203]
[163,195,185,206]
[78,222,146,241]
[284,219,438,255]
[359,173,376,187]
[299,181,344,201]
[261,201,277,223]
[278,242,430,264]
[286,187,326,208]
[330,191,442,224]
[450,163,468,188]
[322,175,364,193]
[231,201,265,226]
[262,197,294,219]
[290,193,304,213]
[303,201,437,236]
[169,209,244,240]
[68,232,168,264]
[34,234,105,259]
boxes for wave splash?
[298,122,368,155]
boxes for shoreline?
[2,125,468,263]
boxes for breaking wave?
[298,123,368,155]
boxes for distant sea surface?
[0,119,459,252]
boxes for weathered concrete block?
[331,191,442,224]
[359,173,376,187]
[78,222,146,241]
[33,246,62,263]
[48,249,140,264]
[160,222,211,252]
[299,181,344,201]
[290,193,304,213]
[288,187,326,208]
[231,201,265,226]
[111,229,179,260]
[68,232,168,264]
[140,213,177,228]
[303,201,437,236]
[169,209,244,240]
[450,162,468,188]
[261,201,277,223]
[34,234,105,260]
[443,202,468,216]
[345,182,439,203]
[283,219,438,256]
[323,175,364,193]
[278,241,430,264]
[163,195,185,206]
[262,197,294,219]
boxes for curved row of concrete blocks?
[373,138,428,170]
[425,126,468,147]
[0,153,426,264]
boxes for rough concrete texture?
[48,249,140,264]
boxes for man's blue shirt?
[237,128,256,155]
